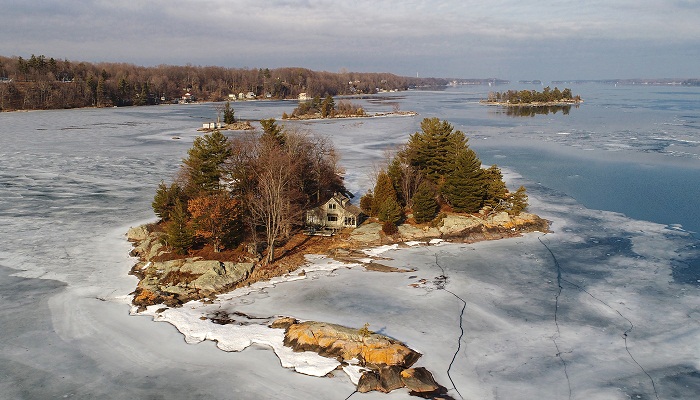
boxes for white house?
[306,193,363,230]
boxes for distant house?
[181,92,195,103]
[306,193,363,230]
[246,92,256,99]
[298,92,309,101]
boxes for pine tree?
[404,118,468,181]
[442,148,486,213]
[320,94,335,118]
[183,130,232,194]
[360,190,374,215]
[483,165,508,208]
[260,118,285,146]
[387,157,406,206]
[372,172,398,217]
[165,201,194,254]
[223,101,235,124]
[152,181,185,221]
[508,186,528,215]
[412,181,438,223]
[377,197,403,224]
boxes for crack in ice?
[539,235,573,400]
[538,234,660,400]
[434,253,466,400]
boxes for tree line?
[360,118,528,233]
[0,54,449,111]
[152,117,529,260]
[486,86,581,104]
[152,120,345,263]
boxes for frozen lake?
[1,84,699,399]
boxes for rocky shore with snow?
[127,211,547,310]
[125,210,547,397]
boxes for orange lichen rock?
[282,321,421,368]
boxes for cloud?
[0,0,698,78]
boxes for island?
[481,86,583,106]
[127,117,548,397]
[281,94,417,120]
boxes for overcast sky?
[1,0,698,80]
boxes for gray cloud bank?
[1,0,699,79]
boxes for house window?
[344,217,355,226]
[328,203,336,210]
[327,214,338,222]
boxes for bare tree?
[248,140,302,264]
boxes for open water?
[1,83,699,399]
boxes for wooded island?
[482,86,582,106]
[131,117,546,309]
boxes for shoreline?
[128,232,545,397]
[124,211,548,396]
[127,211,548,309]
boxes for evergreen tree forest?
[0,54,449,111]
[361,118,528,224]
[153,124,345,261]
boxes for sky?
[1,0,699,80]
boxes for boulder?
[486,211,512,225]
[283,321,421,368]
[184,260,253,294]
[438,214,481,235]
[400,367,440,393]
[270,317,298,329]
[135,258,254,306]
[147,240,164,259]
[397,224,440,240]
[378,365,406,392]
[349,222,382,243]
[127,225,150,242]
[357,370,382,393]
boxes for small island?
[127,117,548,397]
[282,94,417,120]
[481,86,583,107]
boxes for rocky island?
[282,94,417,120]
[127,117,548,397]
[481,86,582,107]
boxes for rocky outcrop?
[400,367,440,394]
[132,257,254,308]
[126,225,150,242]
[278,319,451,397]
[397,224,441,240]
[348,211,548,245]
[349,222,383,243]
[128,224,256,309]
[283,321,421,368]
